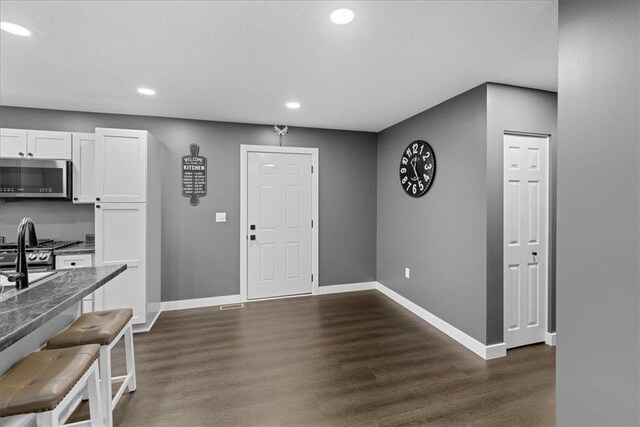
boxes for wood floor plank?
[69,290,555,426]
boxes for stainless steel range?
[0,239,81,272]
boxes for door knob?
[532,252,538,256]
[250,224,256,230]
[249,235,256,241]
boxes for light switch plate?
[216,212,227,223]
[405,268,410,279]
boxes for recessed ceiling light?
[330,9,354,25]
[0,22,32,37]
[286,101,300,109]
[137,87,156,96]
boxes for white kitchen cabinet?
[94,203,147,324]
[0,128,72,159]
[71,133,96,203]
[27,130,72,159]
[95,128,148,203]
[94,128,161,330]
[0,128,28,157]
[56,253,95,313]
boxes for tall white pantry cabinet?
[93,128,162,329]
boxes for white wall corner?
[318,281,378,295]
[374,282,506,360]
[545,331,556,346]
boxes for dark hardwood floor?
[73,290,555,426]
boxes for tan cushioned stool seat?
[47,309,133,349]
[0,344,99,417]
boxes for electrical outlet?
[405,268,410,279]
[215,212,227,223]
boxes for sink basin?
[0,271,57,300]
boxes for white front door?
[247,152,313,299]
[503,133,549,349]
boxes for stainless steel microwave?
[0,158,71,199]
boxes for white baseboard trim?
[545,331,556,346]
[155,282,508,360]
[133,306,162,334]
[319,281,378,295]
[160,281,379,313]
[375,282,507,360]
[160,294,243,312]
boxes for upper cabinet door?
[0,128,28,158]
[95,128,147,203]
[72,133,96,204]
[27,130,72,159]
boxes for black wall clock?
[399,140,436,197]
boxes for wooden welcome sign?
[182,144,207,206]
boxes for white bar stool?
[0,344,102,427]
[46,309,136,427]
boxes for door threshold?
[246,292,313,303]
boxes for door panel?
[95,128,147,202]
[27,131,72,159]
[0,128,27,157]
[503,134,548,349]
[72,133,96,203]
[247,152,312,299]
[95,203,146,324]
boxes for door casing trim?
[240,144,319,301]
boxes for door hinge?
[311,165,314,174]
[311,274,314,282]
[311,219,314,228]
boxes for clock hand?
[410,157,419,179]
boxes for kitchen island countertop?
[0,264,126,351]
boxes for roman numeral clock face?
[399,140,436,197]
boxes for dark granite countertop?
[54,242,95,256]
[0,264,126,351]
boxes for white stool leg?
[99,345,113,427]
[124,323,137,392]
[36,410,57,427]
[87,364,103,427]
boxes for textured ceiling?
[0,1,558,132]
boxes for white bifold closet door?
[503,133,549,349]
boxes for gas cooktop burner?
[0,239,81,252]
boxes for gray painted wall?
[486,83,558,342]
[0,107,377,301]
[377,83,557,345]
[377,85,489,343]
[557,0,640,425]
